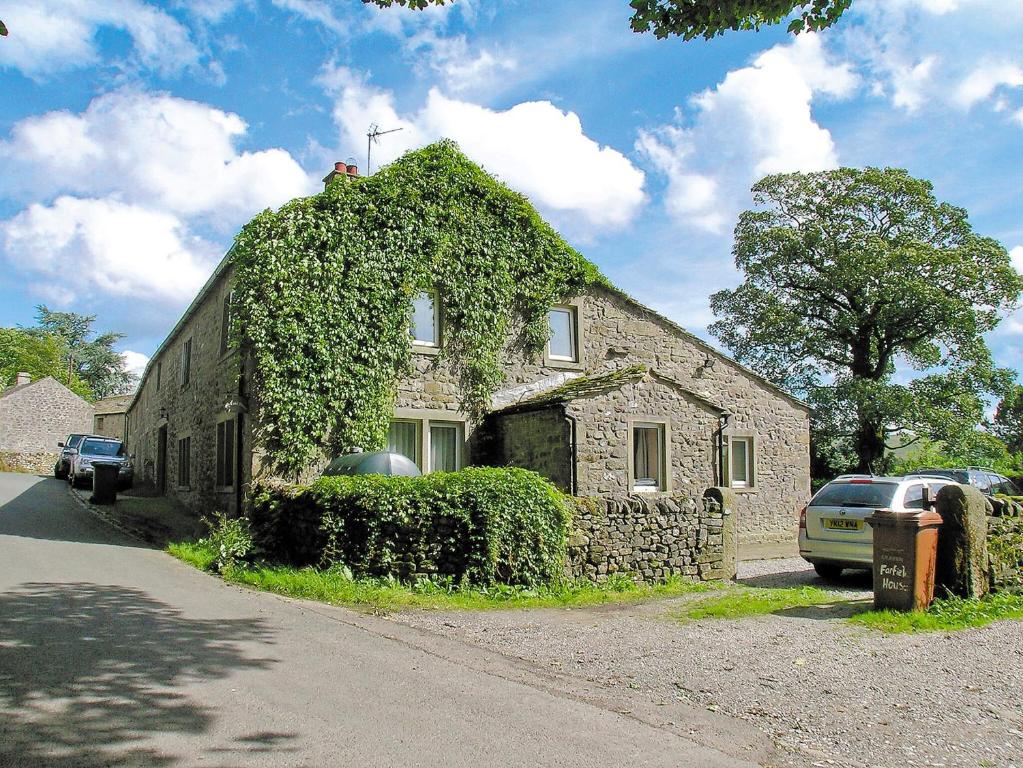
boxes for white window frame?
[410,290,441,352]
[628,419,670,494]
[389,409,466,473]
[726,434,756,490]
[546,305,578,362]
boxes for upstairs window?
[547,306,578,362]
[180,338,192,387]
[631,422,666,492]
[411,291,439,348]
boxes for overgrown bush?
[201,511,253,573]
[249,467,571,588]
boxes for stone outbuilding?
[92,394,132,440]
[0,373,95,472]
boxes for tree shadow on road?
[0,582,294,767]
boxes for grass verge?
[677,586,856,621]
[850,593,1023,633]
[167,540,718,612]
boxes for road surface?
[0,473,769,767]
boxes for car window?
[1001,477,1021,496]
[972,472,992,493]
[903,484,926,509]
[68,435,86,448]
[80,439,124,457]
[985,473,1002,494]
[812,482,899,508]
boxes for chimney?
[322,160,359,189]
[15,372,30,386]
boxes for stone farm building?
[92,394,132,440]
[125,147,811,550]
[0,373,95,473]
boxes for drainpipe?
[563,408,578,496]
[717,412,732,487]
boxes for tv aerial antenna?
[367,124,404,174]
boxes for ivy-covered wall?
[232,140,605,477]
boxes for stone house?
[125,155,811,549]
[0,373,95,472]
[92,394,133,440]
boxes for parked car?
[798,475,953,580]
[68,436,134,490]
[53,433,91,480]
[905,467,1020,496]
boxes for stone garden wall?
[0,450,58,475]
[566,490,734,583]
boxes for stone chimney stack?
[322,161,359,189]
[15,372,30,386]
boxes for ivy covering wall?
[232,140,606,476]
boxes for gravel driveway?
[395,559,1023,768]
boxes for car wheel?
[814,563,844,581]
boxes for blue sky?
[1,0,1021,381]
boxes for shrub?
[201,511,254,573]
[248,467,571,588]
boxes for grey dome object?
[321,450,422,477]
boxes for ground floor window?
[388,417,463,472]
[177,436,191,488]
[216,418,235,488]
[727,435,755,489]
[631,422,666,492]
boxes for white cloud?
[3,197,217,302]
[0,0,201,79]
[407,32,518,95]
[319,66,645,231]
[954,62,1023,108]
[1011,246,1023,274]
[121,350,150,377]
[1,90,315,229]
[272,0,345,33]
[636,35,856,233]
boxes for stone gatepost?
[703,487,737,581]
[934,484,989,599]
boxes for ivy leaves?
[232,140,601,476]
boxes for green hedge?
[249,467,571,588]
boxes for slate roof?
[491,364,728,416]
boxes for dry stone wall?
[566,491,733,583]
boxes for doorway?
[157,424,168,495]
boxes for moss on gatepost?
[935,484,989,599]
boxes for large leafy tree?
[709,168,1022,473]
[363,1,852,39]
[993,384,1023,455]
[27,306,136,399]
[0,328,93,398]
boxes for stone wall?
[0,450,58,475]
[0,377,94,456]
[124,266,250,515]
[566,491,732,583]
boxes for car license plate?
[824,518,862,530]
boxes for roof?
[93,394,133,415]
[491,364,728,416]
[0,375,92,407]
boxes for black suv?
[906,467,1020,496]
[53,433,90,480]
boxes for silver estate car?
[68,436,134,490]
[798,475,953,580]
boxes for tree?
[709,167,1022,474]
[363,1,853,40]
[993,384,1023,454]
[0,328,93,399]
[28,306,136,399]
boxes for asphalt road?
[0,472,768,768]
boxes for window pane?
[731,439,748,486]
[429,424,459,472]
[411,292,437,345]
[633,426,661,487]
[903,484,924,509]
[388,421,420,465]
[548,308,576,360]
